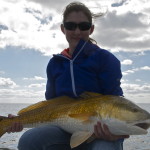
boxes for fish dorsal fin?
[79,92,102,99]
[69,112,97,122]
[70,131,93,148]
[18,96,75,115]
[18,101,48,115]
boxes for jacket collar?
[53,39,88,60]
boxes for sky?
[0,0,150,104]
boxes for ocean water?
[0,103,150,150]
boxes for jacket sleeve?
[98,52,123,96]
[45,60,56,100]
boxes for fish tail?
[0,116,8,137]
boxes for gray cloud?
[1,0,150,54]
[25,7,53,25]
[0,24,8,31]
[93,11,150,52]
[111,0,128,7]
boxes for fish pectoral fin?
[69,112,97,122]
[86,134,96,143]
[70,131,93,148]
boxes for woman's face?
[61,11,94,50]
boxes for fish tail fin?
[0,116,8,137]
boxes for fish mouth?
[135,123,150,130]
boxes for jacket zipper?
[70,60,77,96]
[57,41,87,97]
[70,41,87,97]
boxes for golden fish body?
[0,92,150,148]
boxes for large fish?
[0,92,150,148]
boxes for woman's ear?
[61,24,65,34]
[90,25,94,35]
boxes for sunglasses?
[64,22,92,31]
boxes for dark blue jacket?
[45,39,123,100]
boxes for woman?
[9,2,129,150]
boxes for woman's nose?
[74,27,81,34]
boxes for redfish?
[0,92,150,148]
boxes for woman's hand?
[94,121,129,141]
[7,114,23,133]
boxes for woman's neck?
[68,45,75,56]
[68,49,73,56]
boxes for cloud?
[122,83,150,93]
[122,70,134,76]
[0,0,66,55]
[0,24,8,31]
[122,66,150,75]
[28,83,46,88]
[0,77,17,88]
[0,88,45,103]
[23,76,46,81]
[121,82,150,103]
[94,10,150,52]
[0,0,150,55]
[121,59,133,65]
[140,66,150,70]
[25,0,88,11]
[111,0,128,7]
